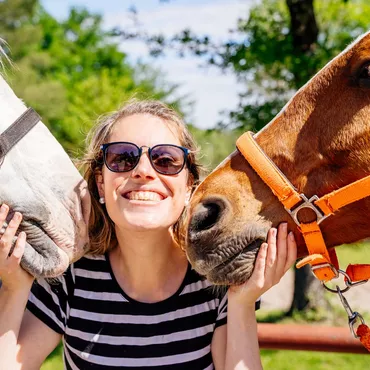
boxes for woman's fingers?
[2,212,22,254]
[0,203,9,225]
[0,204,11,258]
[251,242,268,284]
[0,207,23,259]
[285,231,297,273]
[274,223,288,280]
[9,231,26,265]
[264,228,277,284]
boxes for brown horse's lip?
[208,238,263,272]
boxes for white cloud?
[103,0,255,129]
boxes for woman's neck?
[109,228,188,303]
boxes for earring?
[99,197,105,204]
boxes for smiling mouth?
[123,191,165,202]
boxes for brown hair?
[79,99,202,255]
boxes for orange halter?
[236,131,370,350]
[236,131,370,283]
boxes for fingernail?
[282,223,288,232]
[271,228,277,237]
[0,204,7,213]
[288,231,294,240]
[13,212,21,221]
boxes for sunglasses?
[100,142,190,175]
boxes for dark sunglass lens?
[105,143,139,172]
[151,145,185,174]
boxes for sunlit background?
[2,1,370,368]
[42,0,251,130]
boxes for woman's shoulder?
[180,264,227,301]
[72,253,107,266]
[69,253,110,279]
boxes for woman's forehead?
[109,114,181,145]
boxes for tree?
[117,0,370,317]
[1,1,185,154]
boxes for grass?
[41,343,63,370]
[261,350,369,369]
[41,242,370,369]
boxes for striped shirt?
[27,254,232,369]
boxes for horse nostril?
[190,199,226,233]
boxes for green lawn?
[41,343,63,370]
[41,242,370,369]
[261,350,369,369]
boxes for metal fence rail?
[258,323,370,354]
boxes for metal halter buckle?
[311,263,339,282]
[285,194,329,227]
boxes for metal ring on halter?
[0,221,8,235]
[322,269,352,293]
[285,194,329,227]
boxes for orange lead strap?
[346,264,370,282]
[357,325,370,351]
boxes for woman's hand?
[0,204,34,292]
[228,223,297,305]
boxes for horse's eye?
[358,62,370,88]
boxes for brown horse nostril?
[190,199,226,233]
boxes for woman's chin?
[123,212,173,231]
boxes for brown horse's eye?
[358,62,370,88]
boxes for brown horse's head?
[185,31,370,285]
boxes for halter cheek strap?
[0,108,40,160]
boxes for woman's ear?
[185,186,192,206]
[95,169,105,198]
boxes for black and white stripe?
[27,254,238,369]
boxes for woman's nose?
[131,151,156,179]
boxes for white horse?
[0,43,90,278]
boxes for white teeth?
[127,191,163,201]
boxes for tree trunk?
[287,265,328,315]
[286,0,318,53]
[284,0,331,315]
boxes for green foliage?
[0,0,41,58]
[220,0,370,129]
[125,0,370,131]
[189,125,242,172]
[1,1,184,154]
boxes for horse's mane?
[0,39,12,74]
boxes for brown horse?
[184,30,370,286]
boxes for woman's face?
[97,114,191,232]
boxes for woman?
[0,100,296,369]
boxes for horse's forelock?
[0,39,12,73]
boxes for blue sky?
[41,0,254,129]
